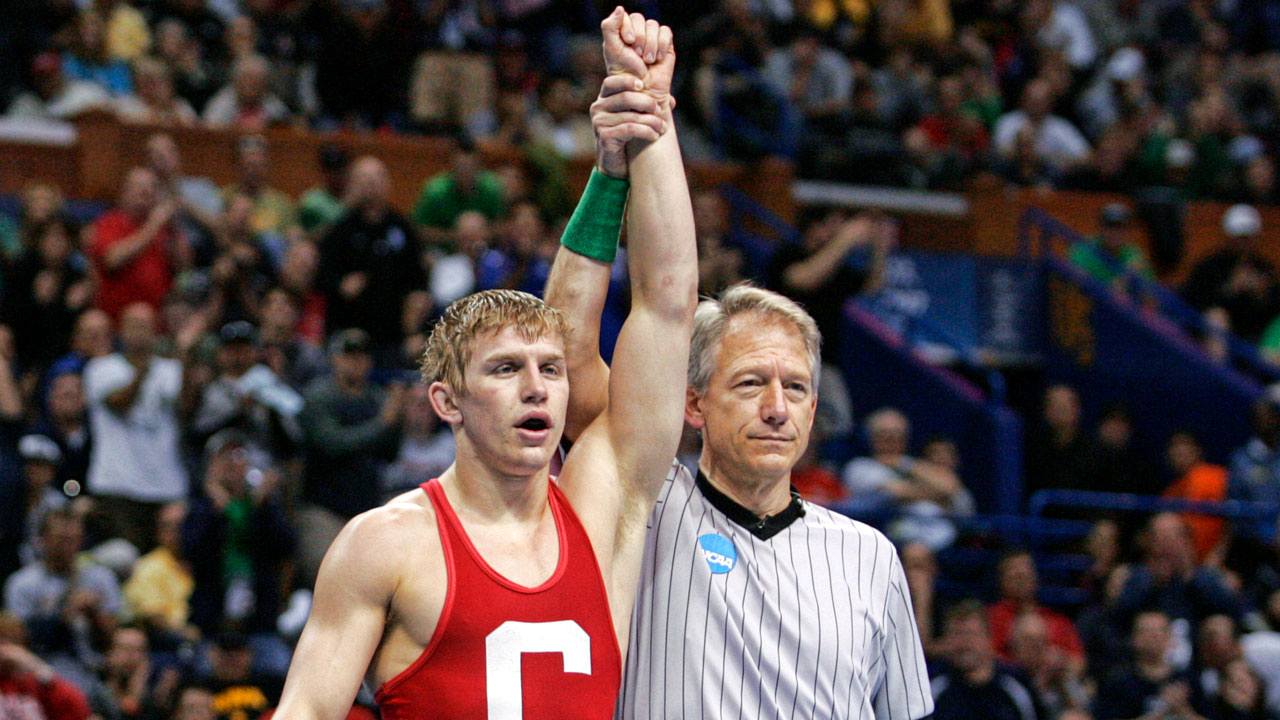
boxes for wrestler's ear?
[684,387,706,429]
[429,381,462,425]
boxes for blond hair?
[688,283,821,392]
[420,289,571,396]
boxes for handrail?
[718,182,801,244]
[829,504,1094,541]
[1018,207,1279,382]
[1028,489,1280,523]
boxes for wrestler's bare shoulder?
[325,488,442,580]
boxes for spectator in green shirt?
[297,144,351,239]
[1069,202,1152,295]
[410,140,506,241]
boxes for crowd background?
[4,0,1280,719]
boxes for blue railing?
[1017,207,1279,382]
[830,505,1095,607]
[718,183,801,245]
[1029,489,1280,526]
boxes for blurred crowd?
[5,0,1280,197]
[2,130,1280,717]
[0,127,1279,720]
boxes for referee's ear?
[684,387,705,429]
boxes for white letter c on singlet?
[485,620,591,719]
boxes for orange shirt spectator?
[1163,431,1228,562]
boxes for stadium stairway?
[1019,208,1268,471]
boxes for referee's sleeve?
[873,553,934,720]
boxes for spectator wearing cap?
[191,321,302,471]
[4,51,110,122]
[0,610,92,720]
[296,328,405,586]
[31,370,89,489]
[297,145,351,238]
[184,431,294,638]
[83,302,196,551]
[219,136,296,241]
[12,435,69,566]
[1076,46,1149,141]
[317,156,429,362]
[87,167,187,321]
[1069,203,1153,293]
[411,141,507,238]
[201,55,290,132]
[3,507,123,693]
[1184,204,1280,343]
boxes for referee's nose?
[759,377,789,427]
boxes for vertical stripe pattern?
[617,464,934,719]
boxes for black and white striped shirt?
[617,463,934,719]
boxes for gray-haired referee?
[617,285,934,720]
[545,20,933,711]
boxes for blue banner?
[859,250,1041,362]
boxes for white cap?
[18,434,61,464]
[1106,47,1146,82]
[1166,139,1194,169]
[1223,204,1262,237]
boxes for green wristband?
[560,169,629,263]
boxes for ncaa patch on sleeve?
[698,533,738,574]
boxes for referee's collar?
[695,470,805,540]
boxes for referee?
[545,16,934,717]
